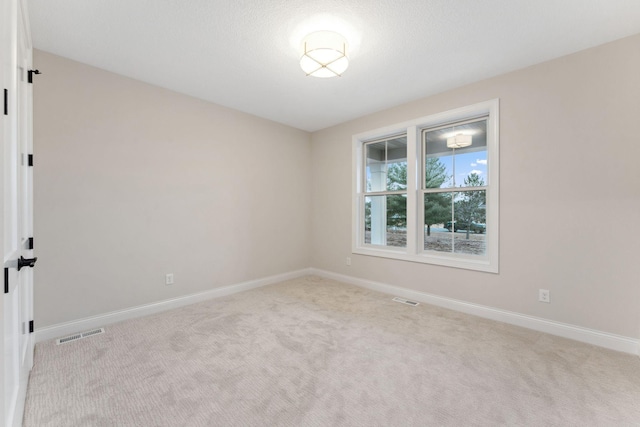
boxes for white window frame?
[352,99,499,273]
[361,135,408,250]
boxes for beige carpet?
[24,276,640,426]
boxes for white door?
[1,0,35,425]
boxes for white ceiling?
[28,0,640,132]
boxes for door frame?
[1,0,34,425]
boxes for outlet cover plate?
[539,289,550,303]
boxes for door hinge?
[29,320,34,333]
[3,88,7,115]
[28,154,33,166]
[27,237,34,250]
[27,69,41,84]
[4,268,8,294]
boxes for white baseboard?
[35,268,313,343]
[309,268,639,356]
[36,267,639,356]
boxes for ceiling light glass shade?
[300,31,349,78]
[447,133,472,148]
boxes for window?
[352,100,499,273]
[423,119,487,256]
[364,136,407,248]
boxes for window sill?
[352,246,498,273]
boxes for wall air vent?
[56,328,105,345]
[392,297,420,306]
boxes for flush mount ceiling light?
[447,133,473,148]
[300,31,349,78]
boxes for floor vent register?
[56,328,105,345]
[392,297,420,306]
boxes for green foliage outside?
[424,158,450,236]
[386,163,407,227]
[365,160,485,240]
[454,173,486,239]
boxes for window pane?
[366,141,386,192]
[453,189,486,255]
[364,194,407,247]
[425,120,487,189]
[424,192,453,237]
[424,191,454,253]
[365,136,407,192]
[424,190,486,256]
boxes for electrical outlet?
[165,273,174,285]
[539,289,550,303]
[346,257,351,266]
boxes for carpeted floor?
[24,276,640,426]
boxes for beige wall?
[311,34,640,338]
[33,50,311,327]
[34,34,640,340]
